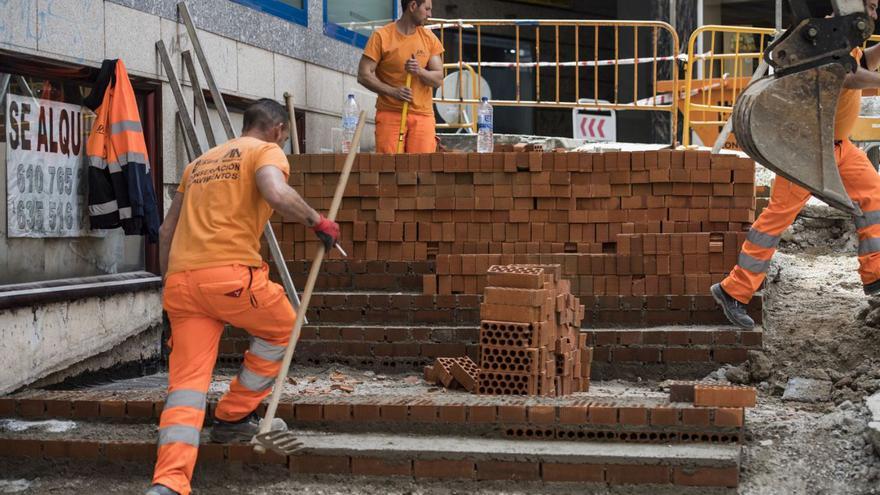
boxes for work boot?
[209,411,287,444]
[711,283,755,329]
[145,484,179,495]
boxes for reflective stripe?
[249,337,285,362]
[107,160,122,173]
[111,120,142,134]
[118,206,133,219]
[855,210,880,230]
[738,252,771,274]
[165,389,207,410]
[238,367,274,391]
[860,238,880,255]
[157,425,200,447]
[116,151,148,166]
[746,228,780,249]
[89,200,118,216]
[88,156,107,170]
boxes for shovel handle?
[397,73,413,154]
[254,111,367,454]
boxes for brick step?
[0,387,747,446]
[265,290,762,327]
[0,424,741,487]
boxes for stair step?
[0,423,741,487]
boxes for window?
[0,56,161,285]
[324,0,398,48]
[232,0,307,27]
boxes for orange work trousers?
[151,263,294,495]
[722,139,880,303]
[375,110,437,153]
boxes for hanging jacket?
[85,59,160,242]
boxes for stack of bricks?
[478,264,591,396]
[269,150,756,268]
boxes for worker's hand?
[311,214,340,251]
[391,86,413,103]
[405,57,422,75]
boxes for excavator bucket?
[731,0,874,216]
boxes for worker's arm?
[256,166,320,226]
[406,54,444,89]
[158,192,184,278]
[843,66,880,89]
[864,44,880,72]
[357,55,413,103]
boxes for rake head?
[253,430,304,455]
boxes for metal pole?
[182,50,216,148]
[775,0,783,31]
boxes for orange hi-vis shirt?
[835,48,864,141]
[167,137,289,275]
[363,22,445,116]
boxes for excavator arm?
[733,0,874,215]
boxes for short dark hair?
[242,98,288,133]
[402,0,426,11]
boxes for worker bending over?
[714,0,880,328]
[357,0,444,153]
[146,99,339,495]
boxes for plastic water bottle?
[477,97,494,153]
[342,94,359,153]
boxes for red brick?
[588,405,618,425]
[476,461,540,481]
[323,404,352,421]
[673,466,739,487]
[542,463,605,482]
[44,399,71,418]
[15,439,42,458]
[408,404,438,422]
[741,331,763,347]
[682,408,711,426]
[227,444,256,463]
[0,398,15,416]
[199,443,225,462]
[669,382,696,402]
[99,400,126,418]
[290,455,351,474]
[528,405,556,424]
[276,403,295,422]
[618,407,648,425]
[414,459,475,479]
[558,406,588,424]
[295,403,323,421]
[106,442,156,461]
[18,399,45,418]
[498,405,527,423]
[468,405,497,423]
[351,457,413,476]
[694,385,756,408]
[70,441,102,460]
[381,404,408,422]
[125,400,155,419]
[663,349,710,362]
[352,404,381,422]
[650,407,680,426]
[42,440,70,458]
[438,404,467,423]
[714,408,745,427]
[714,348,749,364]
[607,464,671,484]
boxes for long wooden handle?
[255,111,367,452]
[397,74,413,154]
[284,92,301,155]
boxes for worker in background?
[146,99,340,495]
[357,0,444,153]
[713,0,880,329]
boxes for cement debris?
[782,378,833,403]
[0,419,76,433]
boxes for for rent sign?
[6,94,91,237]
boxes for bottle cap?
[481,97,488,102]
[348,94,355,99]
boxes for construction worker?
[713,0,880,329]
[146,99,340,495]
[357,0,444,153]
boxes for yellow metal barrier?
[680,25,880,149]
[435,62,479,133]
[429,19,681,143]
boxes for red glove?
[312,214,340,251]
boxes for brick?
[0,398,15,416]
[381,404,408,422]
[694,385,757,408]
[663,348,710,362]
[125,400,155,419]
[741,331,763,347]
[558,405,588,424]
[295,404,323,422]
[542,463,605,482]
[438,404,467,423]
[476,460,541,481]
[18,399,45,418]
[607,464,671,484]
[199,443,225,462]
[650,407,680,426]
[414,459,476,479]
[673,466,739,487]
[618,407,648,425]
[322,404,352,422]
[290,455,351,474]
[99,400,126,418]
[42,440,70,458]
[408,404,438,422]
[70,441,102,460]
[351,457,413,477]
[527,405,556,424]
[352,404,381,422]
[669,382,696,402]
[106,442,156,461]
[468,405,497,423]
[588,404,618,425]
[714,348,749,363]
[714,407,745,427]
[15,439,42,458]
[682,408,711,426]
[498,405,527,422]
